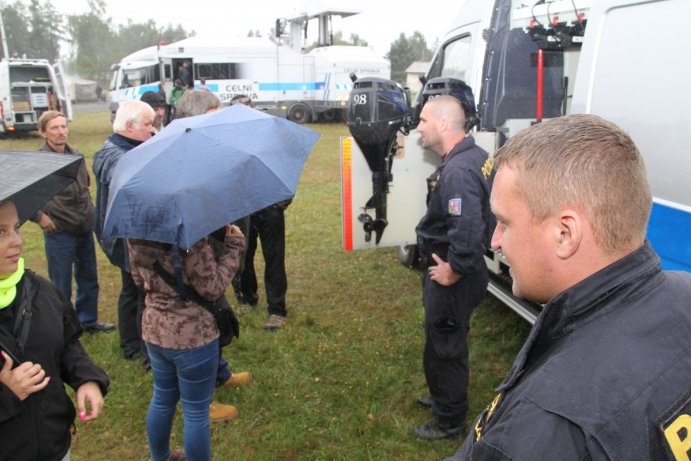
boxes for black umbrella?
[0,151,81,223]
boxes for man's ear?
[555,209,582,260]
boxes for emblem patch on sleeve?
[658,389,691,460]
[448,198,462,216]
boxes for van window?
[120,64,160,88]
[427,35,471,82]
[9,66,51,83]
[194,63,240,80]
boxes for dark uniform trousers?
[423,268,488,427]
[240,206,287,317]
[118,268,146,359]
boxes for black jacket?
[450,243,691,460]
[93,133,143,270]
[416,136,494,274]
[0,270,109,461]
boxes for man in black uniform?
[413,95,494,440]
[446,114,691,460]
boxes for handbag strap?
[153,261,217,312]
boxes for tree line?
[1,0,434,87]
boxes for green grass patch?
[1,110,531,460]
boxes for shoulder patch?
[659,389,691,460]
[448,198,462,216]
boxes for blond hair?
[494,114,651,254]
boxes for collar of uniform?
[497,241,661,392]
[443,135,475,163]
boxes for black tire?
[319,109,337,122]
[288,103,311,124]
[397,244,421,270]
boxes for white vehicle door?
[53,62,73,120]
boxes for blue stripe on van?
[258,82,325,91]
[647,201,691,273]
[195,83,219,92]
[135,84,159,96]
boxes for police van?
[0,58,72,135]
[341,0,691,323]
[109,8,390,124]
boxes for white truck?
[341,0,691,323]
[0,58,72,135]
[108,8,390,124]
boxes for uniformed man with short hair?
[446,114,691,460]
[413,95,494,440]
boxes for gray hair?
[175,90,221,119]
[112,100,155,133]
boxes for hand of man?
[76,381,104,422]
[428,253,462,286]
[0,351,50,400]
[37,213,57,233]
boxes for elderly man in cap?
[140,91,167,132]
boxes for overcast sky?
[59,0,465,57]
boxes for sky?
[59,0,465,57]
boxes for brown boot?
[209,401,239,423]
[220,371,252,388]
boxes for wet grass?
[2,111,531,460]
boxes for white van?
[341,0,691,322]
[109,9,390,124]
[0,58,72,135]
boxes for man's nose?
[490,226,502,251]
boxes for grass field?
[1,109,531,460]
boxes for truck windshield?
[119,64,160,88]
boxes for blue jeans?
[146,340,219,461]
[44,231,100,326]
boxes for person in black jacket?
[93,100,155,369]
[446,114,691,460]
[413,95,494,440]
[0,199,109,461]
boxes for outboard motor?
[420,77,479,132]
[346,77,411,244]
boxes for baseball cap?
[140,91,166,108]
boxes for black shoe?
[123,350,141,360]
[141,356,151,371]
[412,420,465,440]
[82,321,115,333]
[417,395,434,409]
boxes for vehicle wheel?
[397,244,421,269]
[288,103,311,124]
[319,109,337,122]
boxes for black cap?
[140,91,166,108]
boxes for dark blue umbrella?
[103,104,319,249]
[0,151,81,223]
